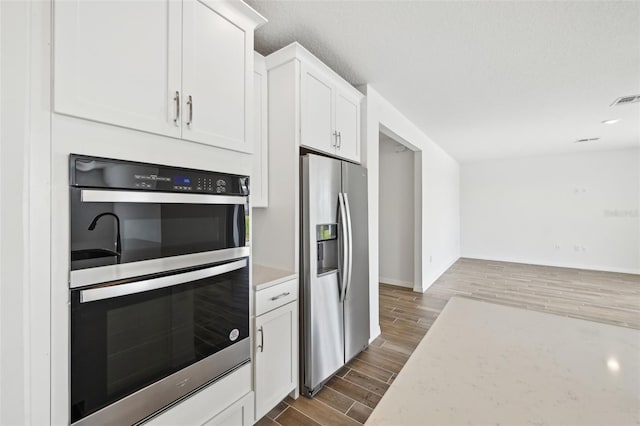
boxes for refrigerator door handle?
[343,193,354,300]
[337,192,349,302]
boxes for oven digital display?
[173,176,191,185]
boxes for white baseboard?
[420,255,460,292]
[461,255,640,275]
[379,276,413,288]
[368,325,381,345]
[380,256,463,293]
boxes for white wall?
[461,148,640,274]
[0,1,52,424]
[361,85,461,342]
[378,136,415,287]
[0,3,26,422]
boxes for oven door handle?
[81,189,247,205]
[79,258,247,303]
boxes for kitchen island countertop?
[366,296,640,426]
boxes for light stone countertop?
[366,296,640,426]
[252,263,297,291]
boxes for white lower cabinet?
[254,279,299,420]
[203,392,254,426]
[145,363,252,426]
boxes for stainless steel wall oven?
[69,155,251,425]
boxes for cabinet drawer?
[256,279,297,316]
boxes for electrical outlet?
[554,244,560,249]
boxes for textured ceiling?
[247,0,640,162]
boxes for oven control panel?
[70,154,249,196]
[172,176,229,193]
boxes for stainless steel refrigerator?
[300,153,370,397]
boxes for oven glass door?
[70,188,248,271]
[70,258,250,424]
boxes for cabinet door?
[254,301,298,420]
[335,90,361,163]
[182,0,252,152]
[300,64,336,155]
[203,392,254,426]
[252,52,268,208]
[53,0,181,138]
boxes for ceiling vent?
[611,95,640,106]
[574,137,600,143]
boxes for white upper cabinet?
[334,90,361,162]
[53,0,182,138]
[54,0,266,152]
[182,0,253,151]
[268,43,363,163]
[252,52,268,208]
[301,64,335,156]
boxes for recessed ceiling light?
[607,357,620,373]
[602,119,620,125]
[574,137,600,143]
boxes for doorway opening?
[378,130,418,291]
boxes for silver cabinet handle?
[332,131,338,147]
[173,91,180,126]
[187,95,193,126]
[257,326,264,352]
[336,131,342,149]
[270,292,290,301]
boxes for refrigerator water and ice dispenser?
[316,224,338,276]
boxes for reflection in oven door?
[70,188,247,270]
[70,258,250,425]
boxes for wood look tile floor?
[256,258,640,426]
